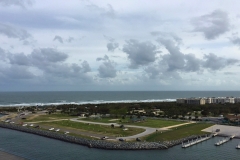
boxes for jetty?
[182,134,211,148]
[215,135,234,146]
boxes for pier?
[215,135,234,146]
[182,134,212,148]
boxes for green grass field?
[144,123,213,141]
[80,118,185,128]
[24,113,77,122]
[39,120,145,137]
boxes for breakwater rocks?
[0,123,207,150]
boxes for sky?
[1,0,240,91]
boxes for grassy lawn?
[24,113,77,122]
[144,123,213,141]
[80,118,185,128]
[123,119,185,128]
[39,120,145,137]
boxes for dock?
[215,135,234,146]
[182,134,212,148]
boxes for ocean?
[1,91,240,107]
[1,91,240,159]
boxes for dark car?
[34,125,40,128]
[136,138,141,141]
[119,138,124,142]
[216,129,220,132]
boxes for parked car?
[119,138,124,142]
[101,136,109,140]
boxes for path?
[160,121,195,130]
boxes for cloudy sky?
[1,0,240,91]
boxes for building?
[235,98,240,103]
[176,96,235,105]
[176,98,186,104]
[186,98,205,105]
[205,97,212,104]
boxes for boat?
[236,142,240,149]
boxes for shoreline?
[0,100,176,108]
[0,122,205,150]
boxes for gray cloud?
[67,37,74,43]
[81,61,91,73]
[123,39,158,68]
[86,4,116,19]
[144,37,239,80]
[191,10,230,40]
[184,53,202,72]
[0,0,34,8]
[30,48,68,65]
[202,53,239,70]
[151,32,182,45]
[158,38,185,71]
[2,65,35,79]
[97,55,117,78]
[0,48,92,82]
[230,35,240,46]
[224,72,235,75]
[0,23,31,40]
[53,35,63,43]
[107,42,119,52]
[0,47,7,61]
[8,52,30,66]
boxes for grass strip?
[144,123,213,141]
[39,120,145,137]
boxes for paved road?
[202,124,240,138]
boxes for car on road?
[119,138,124,142]
[101,136,109,140]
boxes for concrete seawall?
[0,122,204,150]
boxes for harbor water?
[1,127,240,160]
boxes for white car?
[30,124,34,127]
[55,129,60,132]
[49,128,54,131]
[22,124,27,126]
[64,131,69,134]
[101,136,109,140]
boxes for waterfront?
[1,127,240,160]
[1,91,240,159]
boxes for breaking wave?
[0,99,176,107]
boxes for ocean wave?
[0,99,176,107]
